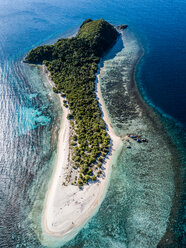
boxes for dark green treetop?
[25,19,119,186]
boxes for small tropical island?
[25,19,122,238]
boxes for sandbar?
[42,66,121,238]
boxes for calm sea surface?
[0,0,185,247]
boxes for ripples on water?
[0,60,61,247]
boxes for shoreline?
[42,65,121,238]
[28,30,183,247]
[95,31,180,247]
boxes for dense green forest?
[25,19,119,186]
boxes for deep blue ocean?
[0,0,185,247]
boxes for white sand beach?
[42,67,121,237]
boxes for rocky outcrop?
[116,24,128,30]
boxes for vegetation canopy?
[25,19,119,186]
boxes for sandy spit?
[42,66,121,238]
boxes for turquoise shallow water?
[0,0,185,247]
